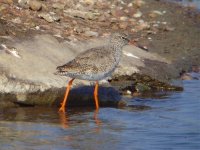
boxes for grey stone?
[18,0,29,8]
[11,17,22,24]
[0,34,182,107]
[52,3,65,10]
[38,13,60,23]
[29,0,42,11]
[64,9,100,20]
[2,0,13,4]
[84,31,99,37]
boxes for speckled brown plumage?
[56,33,130,81]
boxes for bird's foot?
[58,106,66,113]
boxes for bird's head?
[110,32,130,47]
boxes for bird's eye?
[121,37,126,40]
[121,36,128,41]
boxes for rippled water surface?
[171,0,200,9]
[0,81,200,150]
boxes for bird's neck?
[110,40,125,49]
[109,43,123,63]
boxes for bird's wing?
[57,46,115,74]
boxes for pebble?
[0,4,8,11]
[41,3,48,11]
[2,0,13,5]
[29,0,42,11]
[136,22,150,31]
[67,35,78,42]
[129,18,136,25]
[74,26,84,33]
[128,3,133,7]
[162,22,167,25]
[11,17,22,24]
[81,0,95,5]
[52,3,65,10]
[98,15,106,22]
[38,13,60,23]
[84,31,99,37]
[119,22,128,29]
[18,0,29,8]
[35,26,40,30]
[38,13,53,22]
[64,9,99,20]
[126,90,132,95]
[149,10,163,18]
[133,0,145,7]
[111,8,125,18]
[51,14,60,22]
[153,24,159,27]
[111,24,119,30]
[133,10,142,18]
[131,28,136,33]
[152,10,163,15]
[164,26,175,31]
[120,16,128,21]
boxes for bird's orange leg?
[94,81,100,110]
[59,78,74,112]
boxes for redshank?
[56,33,130,112]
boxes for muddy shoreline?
[1,0,199,70]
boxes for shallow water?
[171,0,200,9]
[0,81,200,150]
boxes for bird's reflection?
[59,110,70,128]
[94,110,101,125]
[58,109,102,131]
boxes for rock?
[2,0,13,5]
[180,73,193,80]
[35,26,40,30]
[111,24,119,30]
[18,0,29,8]
[0,4,8,11]
[0,35,122,107]
[11,17,22,24]
[152,10,163,15]
[149,10,163,18]
[38,13,53,22]
[51,14,60,22]
[41,3,48,11]
[38,13,60,23]
[126,90,132,95]
[119,22,128,29]
[0,34,182,107]
[29,0,42,11]
[135,83,151,92]
[163,26,175,31]
[180,66,200,80]
[111,8,125,18]
[80,0,95,5]
[135,21,150,31]
[120,16,128,21]
[133,0,145,7]
[128,3,133,7]
[52,3,65,10]
[129,18,136,25]
[84,31,99,37]
[64,9,100,20]
[133,10,142,18]
[98,15,106,22]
